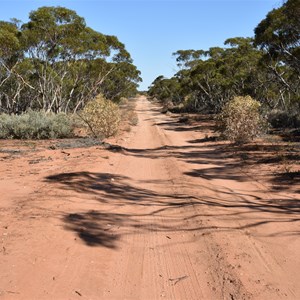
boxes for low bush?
[119,97,129,107]
[161,99,174,114]
[268,109,300,129]
[119,97,138,127]
[217,95,268,144]
[80,95,120,138]
[0,111,73,139]
[128,112,139,126]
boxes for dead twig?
[168,275,189,285]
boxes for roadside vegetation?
[148,0,299,143]
[217,96,268,144]
[0,6,141,139]
[0,110,73,139]
[80,95,121,139]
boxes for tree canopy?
[0,6,142,114]
[148,0,299,119]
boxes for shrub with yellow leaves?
[217,95,268,144]
[80,95,120,138]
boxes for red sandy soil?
[0,96,299,299]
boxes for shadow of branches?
[45,170,300,248]
[43,112,299,248]
[109,128,300,192]
[65,211,121,248]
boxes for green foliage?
[100,61,141,102]
[0,21,21,58]
[149,0,299,126]
[254,0,300,112]
[0,111,73,139]
[0,6,141,115]
[254,0,300,74]
[80,95,120,138]
[149,38,264,114]
[148,76,182,105]
[217,96,268,144]
[172,49,205,69]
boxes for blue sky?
[0,0,281,90]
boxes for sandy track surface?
[0,96,299,299]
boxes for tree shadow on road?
[45,171,195,248]
[64,211,121,248]
[43,110,300,248]
[155,120,215,132]
[112,132,299,193]
[45,170,300,248]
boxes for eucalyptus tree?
[148,75,182,104]
[100,61,141,102]
[0,20,27,113]
[167,38,263,112]
[0,6,141,114]
[149,0,299,122]
[254,0,300,110]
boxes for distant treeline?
[148,0,299,128]
[0,6,142,114]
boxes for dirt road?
[0,96,299,299]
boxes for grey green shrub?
[0,111,73,139]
